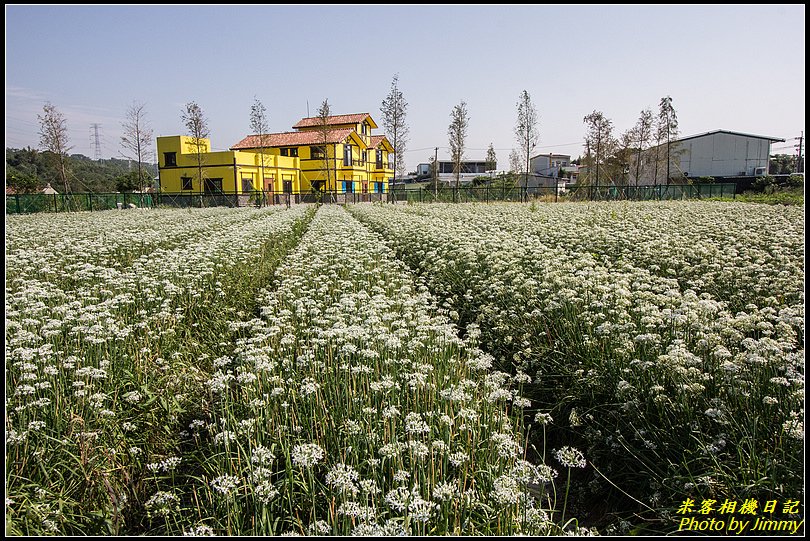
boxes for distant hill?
[6,147,157,193]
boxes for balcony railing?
[337,160,391,169]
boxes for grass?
[704,187,804,205]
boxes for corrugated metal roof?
[677,129,785,143]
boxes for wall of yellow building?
[239,150,301,193]
[158,133,391,195]
[157,136,301,194]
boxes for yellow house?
[157,135,301,196]
[157,112,394,200]
[231,113,394,195]
[368,135,396,188]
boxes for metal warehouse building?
[634,129,785,184]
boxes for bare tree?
[120,101,154,192]
[485,143,497,173]
[515,90,539,194]
[380,74,409,202]
[658,95,679,184]
[508,148,522,174]
[610,129,636,184]
[583,110,615,186]
[316,99,333,202]
[633,108,654,185]
[249,97,270,205]
[448,100,469,192]
[651,120,664,186]
[38,102,72,194]
[181,102,210,192]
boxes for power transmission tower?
[90,123,103,160]
[795,131,804,174]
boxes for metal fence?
[5,190,390,214]
[6,183,737,214]
[390,183,737,203]
[5,192,156,214]
[153,191,389,208]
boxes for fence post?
[15,194,20,214]
[88,193,93,211]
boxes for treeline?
[6,147,157,193]
[769,153,801,175]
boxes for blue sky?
[5,5,805,168]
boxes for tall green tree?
[381,74,409,200]
[448,100,469,192]
[769,154,796,175]
[515,90,539,192]
[37,102,72,193]
[120,101,154,192]
[181,102,210,191]
[6,147,42,193]
[114,170,143,192]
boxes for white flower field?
[5,201,804,535]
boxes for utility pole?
[434,147,439,197]
[796,131,804,174]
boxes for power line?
[405,140,584,153]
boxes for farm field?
[5,201,804,536]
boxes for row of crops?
[6,201,804,535]
[6,206,315,535]
[349,201,804,532]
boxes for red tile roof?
[231,129,355,149]
[369,135,386,148]
[293,113,372,129]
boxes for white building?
[530,153,571,178]
[632,130,784,184]
[415,160,493,184]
